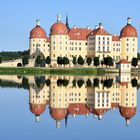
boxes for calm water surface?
[0,74,140,140]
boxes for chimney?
[127,17,132,25]
[36,19,40,26]
[57,14,61,22]
[73,25,77,29]
[86,26,90,30]
[99,23,103,29]
[95,25,99,29]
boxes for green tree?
[45,56,51,65]
[86,57,92,66]
[57,57,63,65]
[101,60,104,67]
[63,57,69,66]
[72,56,77,65]
[131,57,138,67]
[0,57,2,63]
[107,56,113,67]
[78,56,84,65]
[22,56,29,66]
[104,56,113,67]
[94,57,100,67]
[103,57,108,67]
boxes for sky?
[0,0,139,52]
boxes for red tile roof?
[112,35,120,41]
[111,103,119,109]
[118,82,129,86]
[117,59,130,64]
[69,28,92,40]
[68,103,90,115]
[89,28,111,36]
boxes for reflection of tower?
[29,78,49,122]
[119,73,137,126]
[49,77,69,128]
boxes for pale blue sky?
[0,0,139,51]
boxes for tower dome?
[50,15,68,35]
[30,103,46,116]
[50,108,68,128]
[119,106,136,126]
[119,106,136,120]
[30,20,47,39]
[120,17,138,38]
[50,108,68,120]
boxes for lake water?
[0,73,140,140]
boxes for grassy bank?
[0,67,107,75]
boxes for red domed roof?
[50,108,68,120]
[120,24,137,38]
[50,22,68,35]
[119,106,136,119]
[30,25,47,39]
[30,103,46,116]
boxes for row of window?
[113,43,121,47]
[89,37,110,41]
[113,48,121,52]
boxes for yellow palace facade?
[29,15,138,67]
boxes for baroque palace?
[29,15,138,67]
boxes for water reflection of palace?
[0,74,138,128]
[27,73,138,128]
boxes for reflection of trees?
[103,79,113,88]
[0,78,29,90]
[86,79,92,87]
[35,76,45,88]
[131,78,138,87]
[46,79,51,86]
[77,79,84,88]
[72,79,77,88]
[93,78,99,87]
[57,79,69,87]
[22,77,29,89]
